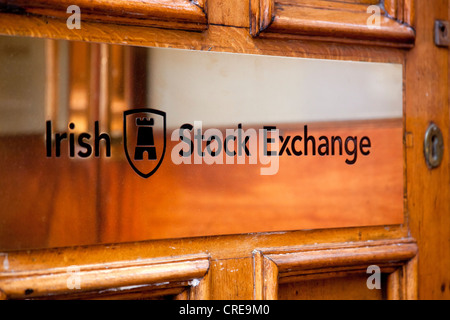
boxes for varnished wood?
[0,13,407,65]
[35,283,189,300]
[250,0,416,47]
[0,226,408,264]
[44,39,59,123]
[383,0,398,18]
[189,269,211,300]
[250,0,275,36]
[387,268,401,300]
[1,0,207,31]
[0,253,210,299]
[406,0,450,300]
[384,0,415,25]
[209,258,254,299]
[0,119,403,250]
[253,239,418,300]
[0,0,448,301]
[404,0,416,26]
[208,0,249,27]
[405,255,418,300]
[0,226,408,299]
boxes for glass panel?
[0,36,403,250]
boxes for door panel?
[0,0,448,300]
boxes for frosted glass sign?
[0,36,403,251]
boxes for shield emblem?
[123,109,166,178]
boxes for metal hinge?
[435,20,449,47]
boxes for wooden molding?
[253,238,418,300]
[384,0,415,26]
[0,0,208,31]
[249,0,416,47]
[249,0,275,37]
[0,253,210,299]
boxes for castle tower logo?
[123,109,166,178]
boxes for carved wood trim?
[249,0,416,47]
[384,0,415,26]
[253,238,418,300]
[0,252,210,299]
[0,0,208,31]
[249,0,275,37]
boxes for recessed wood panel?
[278,273,388,300]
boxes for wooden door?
[0,0,448,300]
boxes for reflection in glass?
[0,36,403,251]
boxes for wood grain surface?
[1,0,207,31]
[250,0,415,47]
[406,0,450,300]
